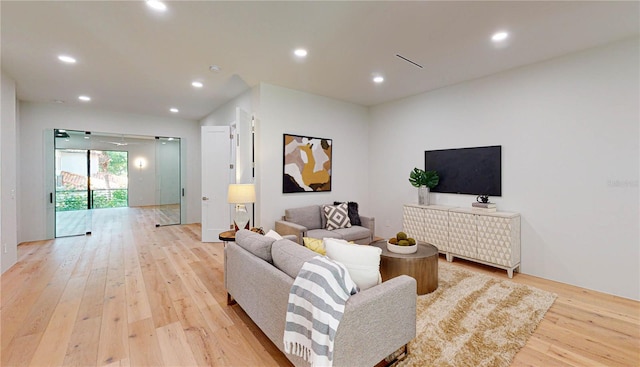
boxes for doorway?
[52,129,181,237]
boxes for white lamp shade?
[227,184,256,204]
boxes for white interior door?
[234,107,253,224]
[201,126,231,242]
[235,107,252,183]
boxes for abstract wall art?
[283,134,332,193]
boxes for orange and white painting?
[283,134,332,193]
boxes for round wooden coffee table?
[371,240,439,295]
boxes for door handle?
[202,196,209,201]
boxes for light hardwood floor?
[1,207,638,366]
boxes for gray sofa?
[225,229,417,367]
[275,204,375,245]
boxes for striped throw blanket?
[283,256,358,367]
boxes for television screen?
[425,146,502,196]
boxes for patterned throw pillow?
[323,203,352,230]
[333,201,362,226]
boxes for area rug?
[396,261,557,367]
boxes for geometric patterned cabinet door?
[447,210,477,259]
[476,214,521,268]
[449,208,521,278]
[403,204,451,254]
[402,205,427,242]
[422,206,450,254]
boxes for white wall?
[369,38,639,300]
[1,71,19,273]
[200,88,255,127]
[18,102,202,243]
[126,139,157,207]
[256,84,371,232]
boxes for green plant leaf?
[409,167,439,188]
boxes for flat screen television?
[425,145,502,196]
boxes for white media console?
[403,204,521,278]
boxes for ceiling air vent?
[396,54,423,69]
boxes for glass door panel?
[91,150,128,209]
[54,129,93,237]
[155,136,181,226]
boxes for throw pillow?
[265,229,283,240]
[303,237,326,255]
[323,237,382,290]
[333,201,362,226]
[323,203,351,230]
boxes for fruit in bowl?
[387,232,418,254]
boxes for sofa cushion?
[285,205,322,230]
[307,228,344,240]
[272,239,317,279]
[324,238,382,290]
[235,229,277,263]
[331,226,371,242]
[323,203,352,230]
[302,237,326,255]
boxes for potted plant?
[409,168,439,205]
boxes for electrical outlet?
[3,244,7,254]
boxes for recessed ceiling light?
[170,108,179,113]
[78,95,91,102]
[146,0,167,12]
[209,65,221,72]
[491,31,509,42]
[294,49,308,58]
[58,55,76,64]
[53,99,65,104]
[373,76,385,84]
[192,81,203,88]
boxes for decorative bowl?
[387,241,418,254]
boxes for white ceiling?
[2,1,638,121]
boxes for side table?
[219,230,236,245]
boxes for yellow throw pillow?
[303,237,326,255]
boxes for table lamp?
[227,183,255,231]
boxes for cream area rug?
[397,261,556,367]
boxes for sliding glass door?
[54,130,93,237]
[54,130,130,237]
[92,150,128,209]
[155,136,181,226]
